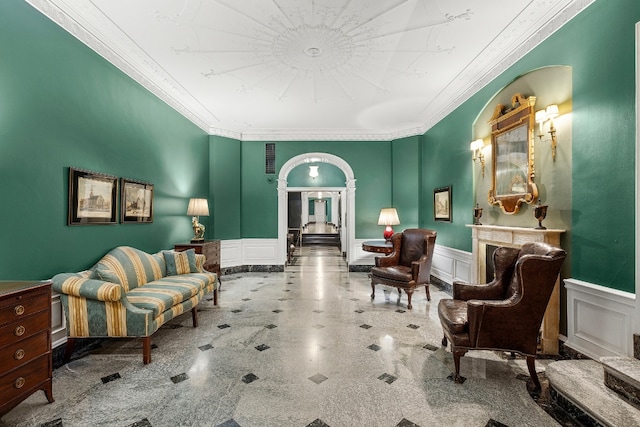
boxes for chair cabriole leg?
[452,349,467,384]
[527,356,541,390]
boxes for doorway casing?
[277,153,356,265]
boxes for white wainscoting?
[51,292,67,349]
[219,239,280,267]
[240,238,279,266]
[565,278,636,359]
[220,239,242,268]
[431,245,472,285]
[351,239,378,265]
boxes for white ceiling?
[28,0,589,141]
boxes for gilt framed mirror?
[487,93,538,214]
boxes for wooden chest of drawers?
[175,240,221,280]
[0,281,54,416]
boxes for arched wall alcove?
[471,65,573,231]
[277,152,356,264]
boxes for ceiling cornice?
[26,0,594,142]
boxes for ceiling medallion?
[272,25,355,72]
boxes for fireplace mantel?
[467,224,566,354]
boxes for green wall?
[0,1,209,279]
[210,135,242,240]
[420,100,478,250]
[392,136,421,229]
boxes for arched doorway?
[277,153,356,265]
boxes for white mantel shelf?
[467,224,566,354]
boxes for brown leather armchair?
[438,242,566,389]
[370,229,437,310]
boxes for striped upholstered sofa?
[52,246,218,364]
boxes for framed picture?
[434,186,452,222]
[121,178,154,223]
[68,167,118,225]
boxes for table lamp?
[378,208,400,241]
[187,198,209,243]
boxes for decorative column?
[345,179,356,264]
[277,178,288,265]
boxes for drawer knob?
[14,305,25,316]
[14,325,25,336]
[14,377,25,389]
[14,349,25,360]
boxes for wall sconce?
[470,139,485,178]
[309,165,319,179]
[535,104,559,160]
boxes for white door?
[314,200,326,223]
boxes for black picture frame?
[68,167,118,225]
[434,186,452,222]
[120,178,154,223]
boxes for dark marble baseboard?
[348,265,372,272]
[52,337,106,369]
[221,265,284,275]
[430,275,452,294]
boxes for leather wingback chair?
[370,229,437,310]
[438,242,566,389]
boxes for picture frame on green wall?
[120,178,154,223]
[68,167,118,225]
[434,186,452,222]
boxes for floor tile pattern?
[0,246,560,426]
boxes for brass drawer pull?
[14,305,25,316]
[14,377,25,389]
[14,348,25,360]
[14,325,25,336]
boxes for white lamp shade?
[470,139,483,151]
[187,198,209,216]
[545,104,559,119]
[377,208,400,226]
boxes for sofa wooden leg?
[527,356,541,390]
[213,288,218,306]
[63,338,75,363]
[370,283,375,301]
[192,307,199,327]
[425,284,431,301]
[142,337,151,365]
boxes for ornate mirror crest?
[487,93,538,214]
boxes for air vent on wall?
[265,143,275,174]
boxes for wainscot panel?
[565,278,635,359]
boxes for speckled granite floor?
[1,246,560,427]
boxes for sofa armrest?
[52,273,123,302]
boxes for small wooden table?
[362,240,393,255]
